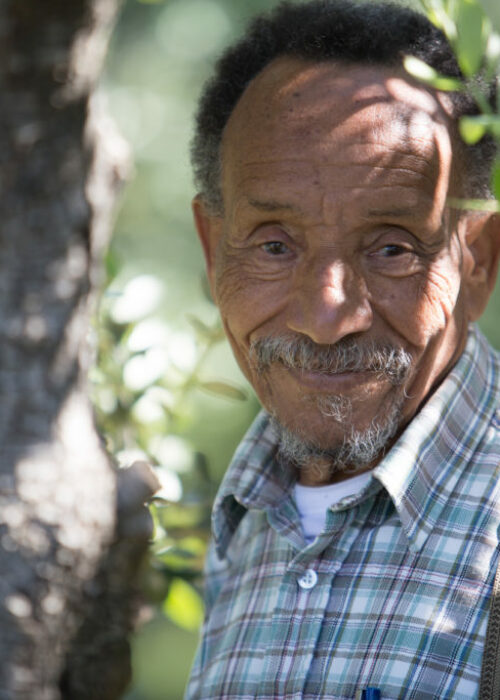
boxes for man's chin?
[269,395,405,476]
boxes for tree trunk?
[0,1,156,697]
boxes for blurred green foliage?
[407,0,500,213]
[92,258,257,699]
[95,0,500,698]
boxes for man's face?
[194,58,495,475]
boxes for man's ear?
[192,194,223,302]
[462,212,500,321]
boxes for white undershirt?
[294,471,372,544]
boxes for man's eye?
[261,241,289,255]
[379,244,410,257]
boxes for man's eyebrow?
[366,207,414,218]
[247,198,302,214]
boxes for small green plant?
[406,0,500,208]
[91,254,248,631]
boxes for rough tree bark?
[0,1,157,698]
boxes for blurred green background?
[95,1,500,698]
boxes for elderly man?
[186,1,500,698]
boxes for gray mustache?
[249,335,412,385]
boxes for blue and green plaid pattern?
[186,325,500,699]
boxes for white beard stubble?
[250,335,413,478]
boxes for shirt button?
[297,568,318,590]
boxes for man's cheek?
[214,256,251,309]
[415,266,464,332]
[374,265,461,346]
[218,314,257,386]
[410,241,464,331]
[216,264,278,323]
[421,281,459,325]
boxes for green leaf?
[163,578,204,631]
[488,117,500,138]
[187,317,210,335]
[492,160,500,201]
[198,380,248,401]
[155,502,210,530]
[447,196,500,211]
[485,30,500,66]
[478,0,500,32]
[423,1,458,42]
[187,315,225,343]
[462,114,500,137]
[141,566,170,604]
[455,0,487,76]
[459,114,500,144]
[157,546,198,562]
[403,56,463,91]
[104,251,121,282]
[459,116,487,143]
[154,546,204,574]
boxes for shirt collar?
[212,411,294,557]
[213,325,500,557]
[374,324,500,553]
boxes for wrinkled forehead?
[222,57,454,176]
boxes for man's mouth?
[249,335,413,386]
[285,365,383,391]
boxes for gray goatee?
[250,334,412,475]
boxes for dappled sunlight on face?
[208,58,473,468]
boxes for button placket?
[297,568,318,589]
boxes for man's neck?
[297,459,375,486]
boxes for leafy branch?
[92,257,249,631]
[406,0,500,206]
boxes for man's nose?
[286,256,373,345]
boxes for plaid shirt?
[186,325,500,700]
